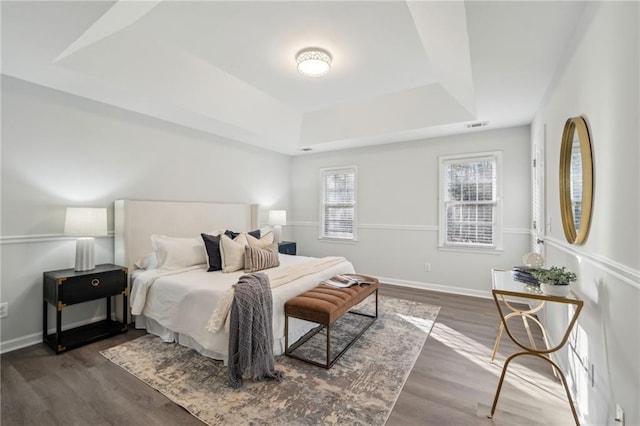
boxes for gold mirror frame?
[559,116,593,244]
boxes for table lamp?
[64,207,108,271]
[268,210,287,243]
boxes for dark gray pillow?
[201,233,223,272]
[225,229,261,240]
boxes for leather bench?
[284,274,379,369]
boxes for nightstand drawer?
[60,270,126,305]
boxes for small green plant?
[531,266,577,286]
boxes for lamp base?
[273,226,282,244]
[75,237,96,271]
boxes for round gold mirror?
[560,116,593,244]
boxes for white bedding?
[131,254,355,361]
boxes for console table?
[488,269,583,425]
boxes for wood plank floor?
[1,284,575,425]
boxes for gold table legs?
[487,289,584,426]
[490,301,559,379]
[488,351,580,425]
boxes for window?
[570,140,582,230]
[439,152,502,249]
[320,166,357,240]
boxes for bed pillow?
[219,233,249,273]
[225,229,261,240]
[151,235,207,271]
[244,243,280,273]
[134,252,159,270]
[246,231,274,249]
[201,233,224,272]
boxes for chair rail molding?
[0,233,114,245]
[290,221,529,234]
[544,235,640,290]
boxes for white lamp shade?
[268,210,287,226]
[64,207,107,236]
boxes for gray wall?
[290,126,531,296]
[3,5,638,423]
[0,76,292,351]
[532,3,639,425]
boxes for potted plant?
[531,266,577,297]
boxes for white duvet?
[130,254,355,361]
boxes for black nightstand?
[43,263,128,354]
[278,241,297,255]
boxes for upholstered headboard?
[114,199,259,274]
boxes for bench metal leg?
[327,324,331,368]
[284,312,289,355]
[285,289,378,369]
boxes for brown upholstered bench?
[284,274,379,369]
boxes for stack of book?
[511,266,540,286]
[322,275,372,288]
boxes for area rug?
[100,296,440,425]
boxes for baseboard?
[0,331,44,354]
[377,276,492,300]
[0,312,118,354]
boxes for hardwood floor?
[381,285,574,426]
[1,285,575,425]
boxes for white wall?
[0,76,292,352]
[290,126,531,297]
[532,3,639,425]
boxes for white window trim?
[438,151,503,251]
[319,165,358,241]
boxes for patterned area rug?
[100,296,440,425]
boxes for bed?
[114,199,355,361]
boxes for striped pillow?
[244,243,280,273]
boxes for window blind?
[570,142,583,229]
[320,167,356,239]
[443,156,497,247]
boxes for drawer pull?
[91,278,100,287]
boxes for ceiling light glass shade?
[296,48,332,77]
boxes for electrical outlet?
[0,302,8,319]
[424,263,431,272]
[615,404,624,426]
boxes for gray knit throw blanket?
[228,272,283,388]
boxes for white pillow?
[259,227,272,238]
[151,234,207,271]
[219,233,248,273]
[134,252,159,270]
[246,231,274,249]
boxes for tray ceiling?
[1,1,587,154]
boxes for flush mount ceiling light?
[296,48,332,77]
